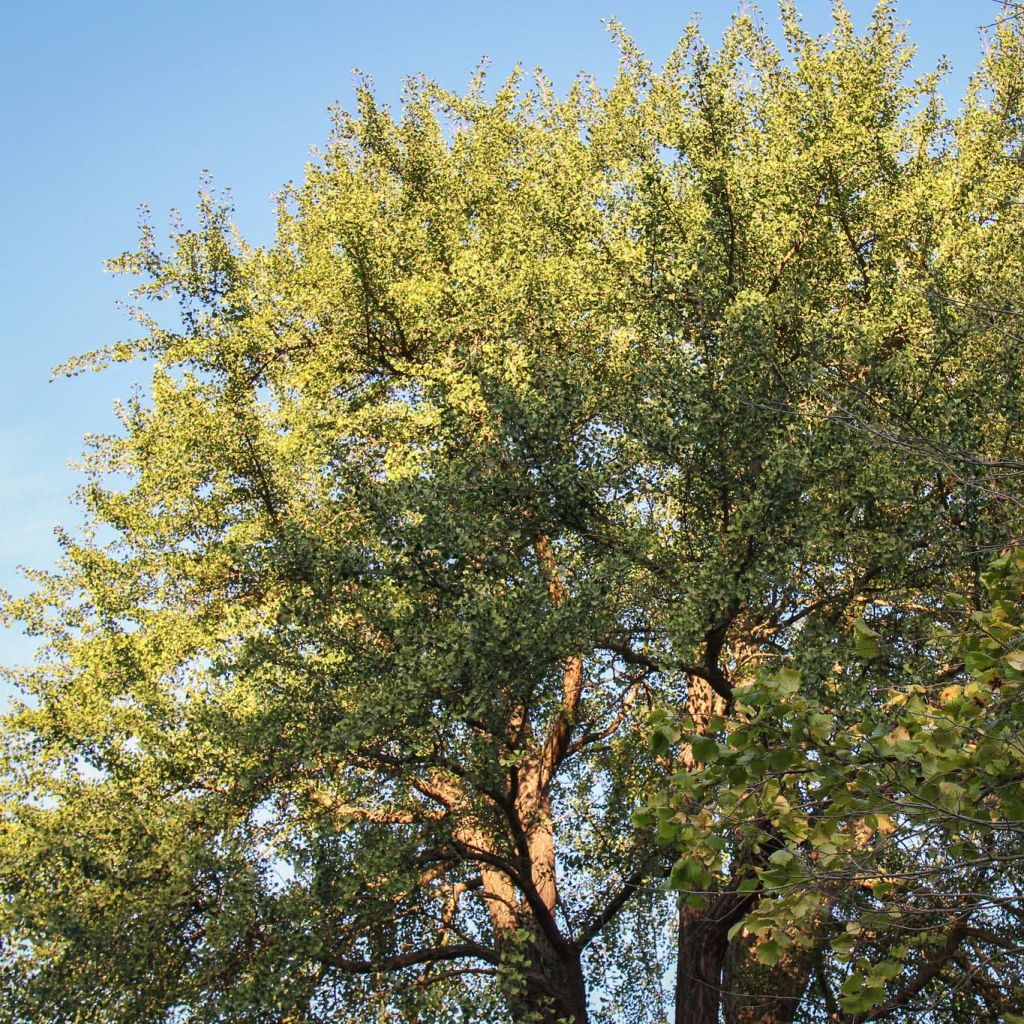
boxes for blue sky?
[0,1,1001,667]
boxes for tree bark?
[675,674,738,1024]
[722,930,814,1024]
[676,888,762,1024]
[676,901,731,1024]
[500,927,589,1024]
[439,534,591,1023]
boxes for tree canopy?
[3,4,1024,1023]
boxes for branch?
[576,860,660,949]
[815,946,842,1021]
[450,838,577,963]
[825,160,871,299]
[954,951,1017,1017]
[534,534,585,788]
[568,682,641,755]
[599,637,731,699]
[322,941,500,974]
[961,924,1024,953]
[600,639,663,673]
[304,787,446,824]
[702,603,740,704]
[845,921,966,1023]
[240,432,284,531]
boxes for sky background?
[0,0,1005,669]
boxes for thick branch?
[305,786,446,824]
[322,941,500,974]
[844,922,966,1023]
[534,534,585,789]
[451,838,576,963]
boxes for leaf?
[630,808,655,829]
[872,813,897,835]
[689,735,719,763]
[808,712,833,743]
[668,857,708,891]
[853,617,880,659]
[965,649,996,674]
[648,723,681,756]
[854,618,880,638]
[873,960,903,980]
[772,668,802,696]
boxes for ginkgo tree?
[2,4,1024,1024]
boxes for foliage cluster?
[2,4,1024,1023]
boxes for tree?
[2,4,1024,1022]
[645,547,1024,1023]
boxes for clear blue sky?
[0,1,1000,667]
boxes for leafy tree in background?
[2,4,1024,1022]
[645,549,1024,1023]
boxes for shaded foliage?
[2,4,1024,1022]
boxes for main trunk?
[499,927,589,1024]
[675,903,730,1024]
[721,931,814,1024]
[674,675,736,1024]
[675,888,758,1024]
[476,739,587,1021]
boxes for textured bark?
[483,534,589,1022]
[678,676,727,771]
[722,930,815,1024]
[501,927,589,1024]
[676,891,755,1024]
[675,676,744,1024]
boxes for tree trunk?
[499,927,589,1024]
[675,674,737,1024]
[675,903,730,1024]
[721,930,814,1024]
[488,535,589,1021]
[675,889,757,1024]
